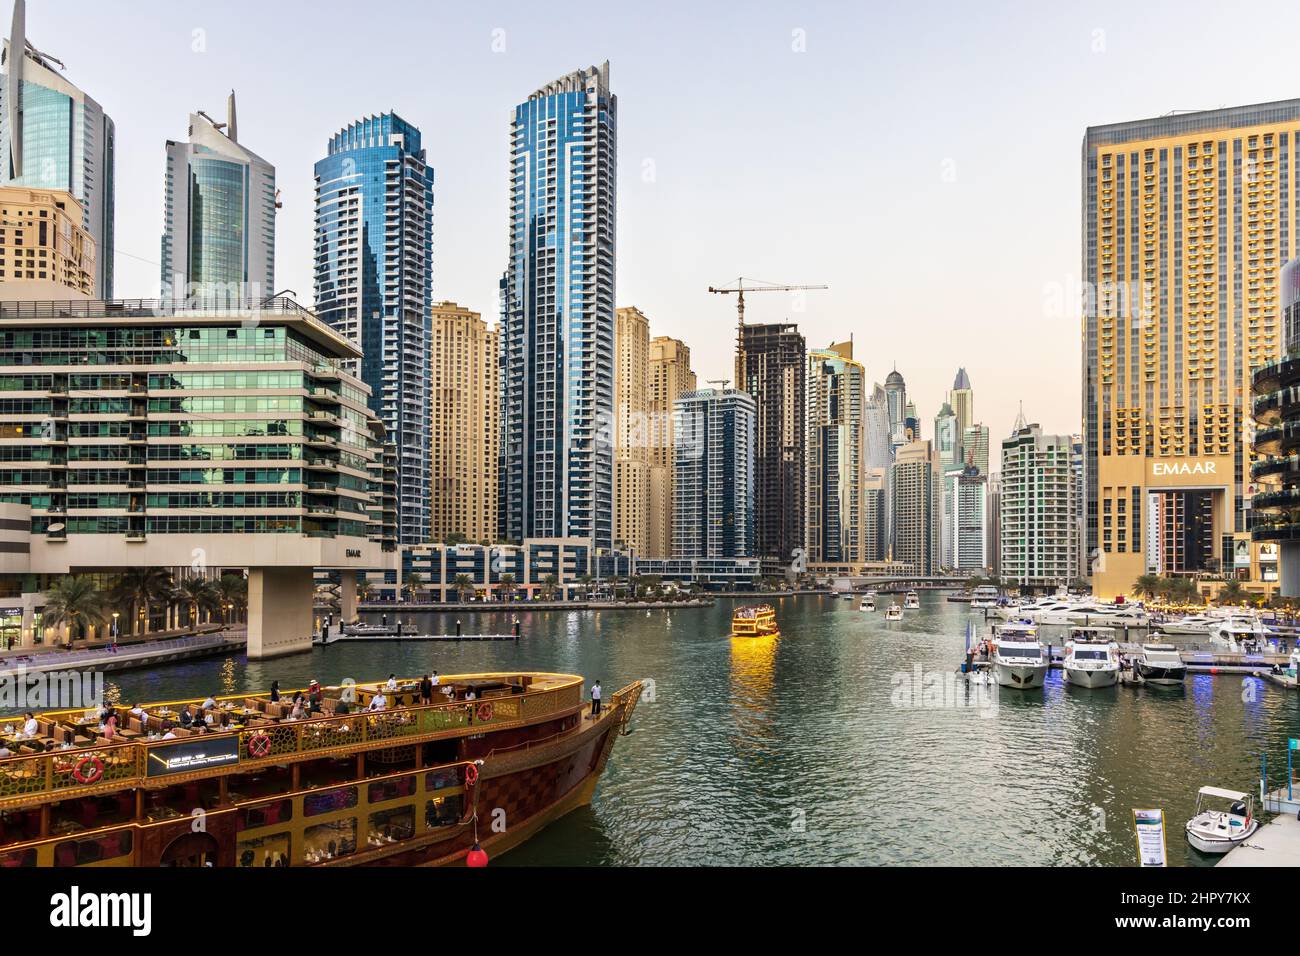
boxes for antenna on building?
[1013,400,1028,433]
[707,379,730,391]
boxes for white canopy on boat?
[1198,786,1249,801]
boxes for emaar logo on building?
[1152,462,1217,476]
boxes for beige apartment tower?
[614,306,651,553]
[429,302,498,544]
[0,187,95,295]
[1083,101,1300,598]
[647,335,696,557]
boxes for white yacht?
[859,594,876,612]
[903,590,920,610]
[884,604,903,621]
[1185,787,1259,855]
[994,599,1148,628]
[1208,617,1271,652]
[1062,627,1120,688]
[1288,646,1300,678]
[1159,610,1238,636]
[969,585,999,609]
[991,622,1049,689]
[1135,643,1187,685]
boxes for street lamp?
[111,611,119,645]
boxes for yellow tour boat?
[731,604,780,638]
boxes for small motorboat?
[1136,643,1187,685]
[1185,786,1259,855]
[1062,626,1120,688]
[991,622,1048,689]
[903,590,920,610]
[884,604,903,621]
[859,595,876,612]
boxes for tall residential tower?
[314,112,434,545]
[500,62,617,549]
[0,0,114,296]
[1083,100,1300,597]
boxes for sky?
[28,0,1300,442]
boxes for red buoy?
[466,843,489,868]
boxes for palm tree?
[453,574,475,604]
[176,576,219,630]
[356,579,373,603]
[43,576,109,647]
[110,567,175,636]
[498,573,516,603]
[1217,580,1246,605]
[404,572,425,603]
[1132,574,1160,601]
[216,573,247,624]
[540,574,559,601]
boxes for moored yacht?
[1062,627,1120,688]
[995,599,1148,628]
[969,585,999,609]
[1185,787,1259,855]
[1135,643,1187,685]
[991,622,1049,689]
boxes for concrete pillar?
[340,569,358,624]
[247,567,314,660]
[1281,542,1300,598]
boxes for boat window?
[237,798,293,830]
[368,775,417,804]
[237,831,290,867]
[368,805,416,845]
[1072,649,1110,660]
[425,768,461,791]
[304,818,357,862]
[303,785,358,817]
[53,829,132,866]
[425,795,464,828]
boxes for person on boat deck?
[386,674,398,691]
[270,680,281,703]
[161,721,177,740]
[369,691,388,712]
[100,713,118,739]
[465,688,477,703]
[288,699,306,721]
[590,681,602,717]
[0,743,11,758]
[21,713,38,738]
[202,696,217,710]
[431,671,440,687]
[129,702,145,717]
[334,698,350,715]
[419,674,433,705]
[59,730,74,750]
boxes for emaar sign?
[1152,462,1217,477]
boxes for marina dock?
[314,631,520,645]
[0,630,247,678]
[1217,813,1300,867]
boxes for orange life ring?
[73,755,104,785]
[476,702,494,723]
[247,733,271,758]
[464,763,479,788]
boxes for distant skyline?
[17,0,1300,442]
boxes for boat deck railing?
[0,674,584,809]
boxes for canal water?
[100,593,1300,867]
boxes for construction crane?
[707,277,828,328]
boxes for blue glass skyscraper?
[500,62,617,550]
[1,0,115,297]
[314,112,433,545]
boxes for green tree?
[110,566,175,635]
[404,572,425,602]
[453,574,475,603]
[176,576,219,629]
[216,573,247,624]
[43,576,108,647]
[498,573,516,602]
[540,574,559,601]
[1132,574,1160,601]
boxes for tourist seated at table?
[59,730,75,751]
[178,708,194,729]
[129,703,145,718]
[441,684,455,701]
[20,713,38,738]
[368,691,388,712]
[202,696,217,710]
[386,674,398,691]
[0,743,11,758]
[334,698,350,715]
[161,721,177,740]
[465,689,477,703]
